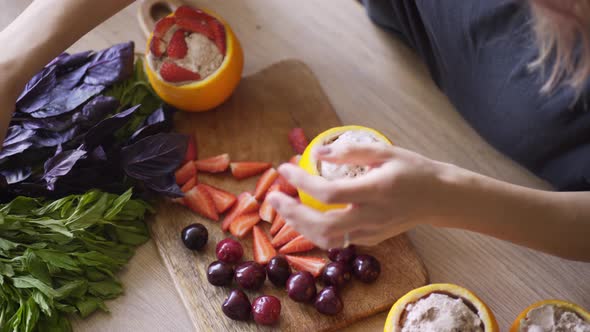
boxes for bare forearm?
[435,165,590,261]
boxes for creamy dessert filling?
[519,304,590,332]
[400,293,484,332]
[318,130,379,180]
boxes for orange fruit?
[384,283,499,332]
[510,299,589,332]
[144,8,244,112]
[298,125,392,211]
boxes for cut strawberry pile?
[153,17,176,39]
[288,128,309,154]
[184,134,198,162]
[259,197,276,223]
[221,192,259,231]
[229,212,260,238]
[195,154,230,173]
[200,184,236,213]
[180,176,198,192]
[270,214,286,236]
[230,162,272,180]
[254,168,279,201]
[174,5,211,22]
[167,29,188,59]
[176,18,215,40]
[252,226,276,265]
[285,255,326,278]
[160,62,201,82]
[175,161,197,185]
[272,175,297,197]
[185,184,219,221]
[279,235,315,255]
[150,37,167,58]
[271,224,299,248]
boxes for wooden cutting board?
[150,60,429,332]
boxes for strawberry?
[176,18,215,40]
[285,255,326,277]
[221,192,260,231]
[230,162,272,180]
[273,175,298,197]
[270,214,286,236]
[200,184,236,213]
[184,185,219,221]
[208,19,226,55]
[167,29,188,59]
[184,134,198,162]
[271,224,299,248]
[174,5,211,22]
[175,160,197,185]
[229,212,260,238]
[194,154,230,173]
[254,168,279,201]
[252,226,276,265]
[259,197,276,223]
[149,37,167,57]
[279,235,315,255]
[288,128,309,154]
[180,175,198,192]
[160,62,201,83]
[153,17,176,38]
[289,155,301,164]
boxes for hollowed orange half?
[510,299,589,332]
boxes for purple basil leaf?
[144,173,183,197]
[129,107,173,143]
[3,126,35,146]
[84,104,139,148]
[0,141,34,159]
[32,126,78,147]
[42,148,87,190]
[84,42,134,86]
[73,95,119,126]
[21,116,71,131]
[56,62,92,90]
[16,65,58,113]
[0,168,32,184]
[29,84,105,119]
[53,51,92,73]
[90,145,107,161]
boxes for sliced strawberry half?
[254,168,279,201]
[194,153,230,173]
[208,19,226,55]
[221,192,260,231]
[271,224,299,248]
[252,225,276,265]
[149,37,167,57]
[184,184,219,221]
[184,134,198,162]
[230,162,272,180]
[229,212,260,238]
[270,214,286,236]
[289,154,301,164]
[285,255,326,278]
[167,29,188,59]
[180,175,198,192]
[279,235,315,255]
[273,175,298,197]
[259,197,276,223]
[288,128,309,154]
[175,160,197,185]
[174,5,211,22]
[176,18,215,40]
[200,184,236,213]
[153,17,176,38]
[160,62,201,83]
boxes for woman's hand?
[266,143,453,249]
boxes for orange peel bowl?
[298,125,392,212]
[510,299,590,332]
[144,9,244,112]
[384,283,499,332]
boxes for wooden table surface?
[2,1,589,331]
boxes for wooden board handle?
[137,0,185,38]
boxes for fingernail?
[316,146,331,155]
[266,193,281,209]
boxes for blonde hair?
[530,0,590,93]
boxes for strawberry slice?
[194,154,230,173]
[221,192,260,231]
[270,214,286,236]
[184,185,219,221]
[175,160,197,185]
[149,37,167,57]
[285,255,326,278]
[230,162,272,180]
[279,235,315,255]
[208,19,226,55]
[289,155,301,164]
[252,225,276,265]
[167,29,188,59]
[184,134,198,162]
[273,175,298,197]
[229,212,260,238]
[259,197,276,223]
[153,17,176,38]
[180,175,198,192]
[200,184,236,213]
[288,128,309,154]
[254,168,279,201]
[174,5,211,22]
[176,18,215,40]
[271,224,299,248]
[160,62,201,83]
